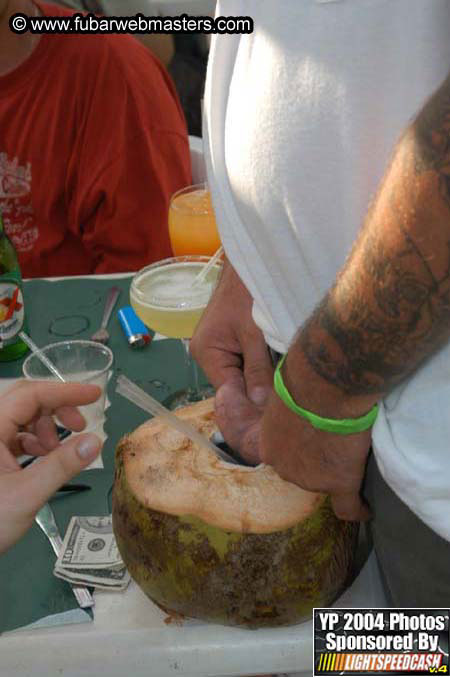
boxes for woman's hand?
[0,380,103,554]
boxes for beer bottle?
[0,210,28,361]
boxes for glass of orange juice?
[168,183,221,256]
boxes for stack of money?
[54,515,130,591]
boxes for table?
[2,552,387,677]
[0,274,388,677]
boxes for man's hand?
[191,259,273,463]
[0,380,103,554]
[259,344,375,521]
[260,394,372,522]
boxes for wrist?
[282,343,379,421]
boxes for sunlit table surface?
[0,273,388,677]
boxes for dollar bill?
[54,567,130,591]
[56,516,123,569]
[54,516,130,591]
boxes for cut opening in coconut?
[112,398,357,628]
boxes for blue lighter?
[118,306,152,349]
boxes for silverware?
[35,503,94,609]
[91,286,121,344]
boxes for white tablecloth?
[2,551,387,677]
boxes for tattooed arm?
[258,73,450,520]
[299,73,450,401]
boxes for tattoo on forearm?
[414,74,450,208]
[299,75,450,396]
[301,235,450,394]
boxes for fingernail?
[76,434,101,460]
[214,384,230,410]
[249,387,269,406]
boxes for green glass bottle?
[0,211,28,361]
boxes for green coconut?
[112,399,357,628]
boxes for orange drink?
[169,184,221,256]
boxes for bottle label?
[0,271,25,345]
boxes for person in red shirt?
[0,0,191,277]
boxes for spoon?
[91,286,120,344]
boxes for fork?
[91,286,121,344]
[35,503,94,609]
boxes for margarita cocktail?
[130,256,222,405]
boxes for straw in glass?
[20,331,66,382]
[191,245,223,288]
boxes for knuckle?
[52,445,76,479]
[244,361,263,377]
[244,363,271,386]
[332,496,359,521]
[190,343,204,367]
[189,332,200,352]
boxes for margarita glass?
[130,255,222,407]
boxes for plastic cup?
[22,340,113,432]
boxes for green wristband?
[274,354,378,435]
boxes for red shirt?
[0,2,191,277]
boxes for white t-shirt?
[204,0,450,540]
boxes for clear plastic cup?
[22,340,113,432]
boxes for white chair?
[189,135,207,184]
